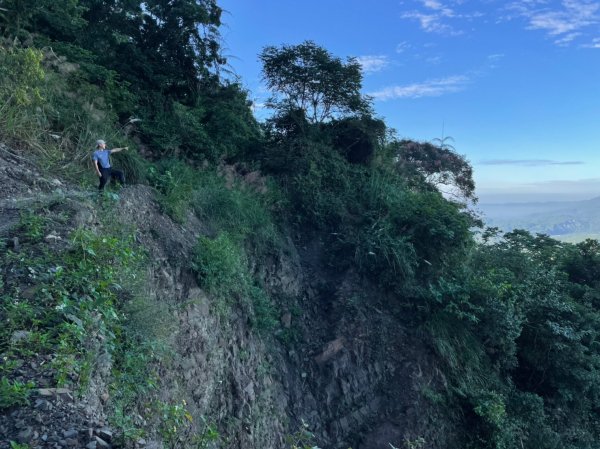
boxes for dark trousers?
[98,166,125,190]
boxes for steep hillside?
[0,147,455,449]
[3,5,600,448]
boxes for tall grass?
[0,44,141,183]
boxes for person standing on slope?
[92,139,128,191]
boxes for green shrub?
[192,232,279,332]
[148,159,198,223]
[18,210,47,242]
[0,46,44,107]
[192,169,280,250]
[0,377,34,409]
[111,147,149,184]
[192,233,247,297]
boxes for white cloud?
[402,0,459,34]
[402,11,461,35]
[425,55,443,64]
[396,41,411,53]
[507,0,600,46]
[355,55,390,73]
[401,0,483,35]
[555,31,582,44]
[370,75,469,100]
[584,36,600,47]
[486,53,505,68]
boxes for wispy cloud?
[486,53,505,68]
[370,51,503,102]
[396,41,411,53]
[584,36,600,47]
[355,55,390,73]
[480,159,585,166]
[425,55,443,64]
[401,0,460,34]
[370,75,469,100]
[507,0,600,46]
[401,0,483,35]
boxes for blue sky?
[219,0,600,203]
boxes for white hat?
[96,139,106,147]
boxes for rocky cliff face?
[0,148,454,449]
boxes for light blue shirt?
[92,149,111,168]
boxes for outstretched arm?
[109,146,129,153]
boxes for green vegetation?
[2,3,600,449]
[192,232,278,331]
[9,442,31,449]
[0,377,35,409]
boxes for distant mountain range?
[477,196,600,242]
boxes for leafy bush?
[192,169,281,251]
[192,233,247,298]
[148,159,199,223]
[0,377,34,409]
[192,233,279,332]
[422,230,600,448]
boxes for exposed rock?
[34,399,53,411]
[315,337,346,364]
[44,232,62,243]
[17,426,33,443]
[63,428,78,438]
[96,427,113,442]
[10,330,31,344]
[95,435,111,448]
[281,312,292,328]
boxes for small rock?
[34,399,53,411]
[65,438,79,446]
[100,392,110,403]
[10,330,30,344]
[86,442,97,449]
[95,436,110,448]
[44,233,61,243]
[96,428,113,442]
[51,179,63,186]
[281,312,292,328]
[63,429,78,439]
[17,426,33,443]
[65,314,83,327]
[37,387,73,401]
[136,438,147,447]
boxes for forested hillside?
[1,2,600,449]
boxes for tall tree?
[259,40,372,124]
[77,0,224,102]
[0,0,86,40]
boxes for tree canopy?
[393,139,477,203]
[259,40,372,123]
